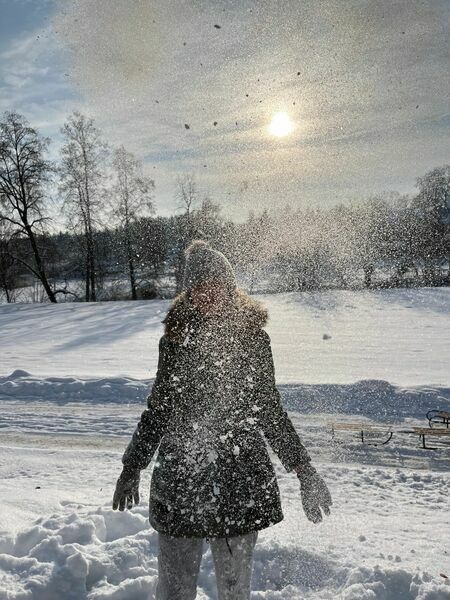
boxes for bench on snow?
[404,427,450,450]
[328,421,450,450]
[426,410,450,429]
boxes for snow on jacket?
[122,289,312,538]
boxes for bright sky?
[0,0,448,220]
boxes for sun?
[268,112,295,137]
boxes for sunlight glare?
[268,112,295,137]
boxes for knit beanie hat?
[182,240,237,292]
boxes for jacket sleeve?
[254,329,312,472]
[122,335,178,471]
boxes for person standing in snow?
[113,239,332,599]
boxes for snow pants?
[154,530,258,600]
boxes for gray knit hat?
[182,240,237,292]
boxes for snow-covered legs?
[210,531,258,600]
[155,534,203,600]
[154,531,258,600]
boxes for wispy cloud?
[1,0,448,218]
[0,24,79,140]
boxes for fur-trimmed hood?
[163,288,268,342]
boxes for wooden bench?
[328,421,394,446]
[406,427,450,450]
[426,410,450,429]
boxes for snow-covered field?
[0,288,449,599]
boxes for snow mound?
[0,505,448,600]
[339,566,450,600]
[0,505,158,600]
[8,370,32,380]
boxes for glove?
[296,463,332,524]
[112,467,140,511]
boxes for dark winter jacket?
[122,289,311,538]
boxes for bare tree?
[176,173,197,220]
[173,174,199,292]
[0,112,57,302]
[0,219,18,302]
[59,112,107,302]
[111,146,155,299]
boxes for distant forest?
[0,111,449,303]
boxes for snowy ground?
[0,288,449,599]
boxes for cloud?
[3,0,449,218]
[0,24,79,141]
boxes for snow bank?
[0,505,448,599]
[281,380,450,421]
[1,370,449,423]
[0,370,149,405]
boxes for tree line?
[0,110,449,303]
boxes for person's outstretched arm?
[254,329,332,523]
[113,335,179,510]
[254,329,312,472]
